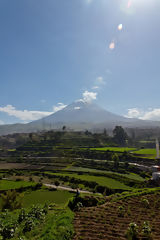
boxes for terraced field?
[90,147,136,152]
[23,189,75,207]
[47,172,132,190]
[0,179,36,190]
[66,167,145,182]
[73,192,160,240]
[132,148,159,156]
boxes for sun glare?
[118,24,123,31]
[127,0,154,8]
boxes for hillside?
[74,189,160,240]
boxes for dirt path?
[44,183,93,194]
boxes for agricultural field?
[132,148,159,156]
[0,130,159,239]
[66,167,145,182]
[90,147,136,152]
[47,172,132,190]
[73,189,160,240]
[0,179,36,190]
[23,189,75,207]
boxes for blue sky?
[0,0,160,124]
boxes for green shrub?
[118,205,125,217]
[126,222,139,240]
[1,190,23,211]
[141,198,149,208]
[141,221,152,239]
[68,195,101,211]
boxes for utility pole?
[156,138,159,159]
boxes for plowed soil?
[73,193,160,240]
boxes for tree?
[1,190,23,210]
[62,125,66,131]
[113,126,128,146]
[112,153,119,169]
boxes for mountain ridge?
[0,101,160,135]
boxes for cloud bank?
[125,108,160,121]
[0,105,52,122]
[0,90,97,124]
[0,103,67,123]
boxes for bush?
[126,222,139,240]
[141,198,150,208]
[118,205,125,217]
[141,221,152,239]
[68,195,104,211]
[1,190,23,211]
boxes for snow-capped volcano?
[34,101,129,124]
[0,101,160,135]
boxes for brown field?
[0,161,66,170]
[0,162,29,169]
[73,193,160,240]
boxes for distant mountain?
[33,101,129,124]
[0,101,160,135]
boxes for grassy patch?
[132,148,158,156]
[37,208,74,240]
[0,179,36,190]
[23,189,75,207]
[90,147,136,152]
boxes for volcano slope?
[73,190,160,240]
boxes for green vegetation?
[37,208,74,240]
[66,167,145,182]
[0,180,36,190]
[47,172,132,190]
[126,222,139,240]
[112,187,160,201]
[133,148,159,156]
[0,202,74,240]
[23,189,75,207]
[90,147,136,152]
[0,128,159,239]
[1,190,23,210]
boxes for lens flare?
[118,24,123,31]
[109,42,115,50]
[127,0,132,8]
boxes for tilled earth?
[73,193,160,240]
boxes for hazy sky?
[0,0,160,124]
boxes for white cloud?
[52,103,67,112]
[0,105,52,121]
[82,91,97,103]
[74,107,81,110]
[0,102,67,123]
[125,108,141,118]
[0,120,4,125]
[125,108,160,121]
